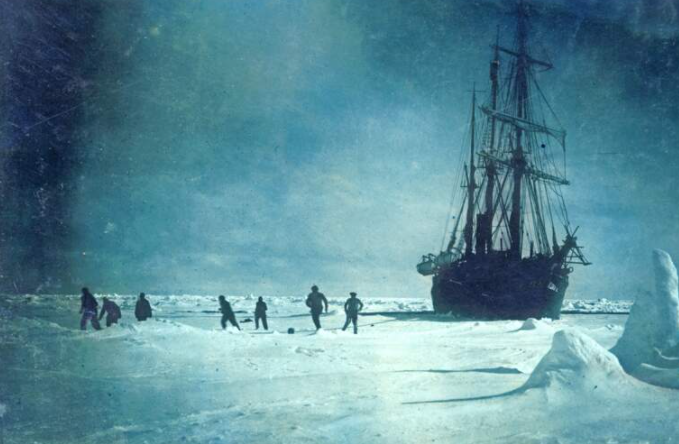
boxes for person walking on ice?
[342,292,364,334]
[254,296,268,330]
[99,297,122,327]
[306,285,328,330]
[219,295,241,330]
[79,287,101,331]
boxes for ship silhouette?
[417,1,590,320]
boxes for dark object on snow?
[79,287,101,331]
[305,286,328,330]
[135,293,153,321]
[415,3,590,320]
[218,295,240,330]
[287,327,295,334]
[255,296,268,330]
[342,292,364,334]
[99,297,121,327]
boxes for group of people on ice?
[80,284,364,334]
[305,285,364,334]
[79,287,152,330]
[213,285,365,334]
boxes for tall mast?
[483,27,500,254]
[509,1,528,259]
[464,87,477,257]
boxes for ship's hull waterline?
[431,254,570,320]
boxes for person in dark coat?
[254,296,268,330]
[219,295,240,330]
[342,292,364,334]
[135,293,152,321]
[79,287,101,331]
[99,297,122,327]
[305,285,328,330]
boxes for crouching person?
[79,287,101,331]
[99,297,122,327]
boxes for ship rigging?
[417,1,590,319]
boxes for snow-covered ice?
[611,249,679,389]
[0,293,677,443]
[561,298,632,313]
[522,329,631,391]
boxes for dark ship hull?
[431,253,570,320]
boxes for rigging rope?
[439,109,473,252]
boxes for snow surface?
[0,294,676,443]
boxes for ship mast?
[417,0,591,285]
[509,1,528,259]
[482,28,500,254]
[463,87,477,257]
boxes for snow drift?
[522,329,630,392]
[611,249,679,388]
[517,318,553,332]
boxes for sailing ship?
[417,2,590,320]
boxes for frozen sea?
[0,294,677,443]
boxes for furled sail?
[479,105,566,148]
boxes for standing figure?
[305,285,328,330]
[79,287,101,331]
[342,292,364,334]
[255,296,268,330]
[99,297,122,327]
[219,295,241,330]
[135,293,153,321]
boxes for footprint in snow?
[294,346,325,357]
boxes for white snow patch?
[294,347,325,357]
[523,329,631,392]
[561,298,631,313]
